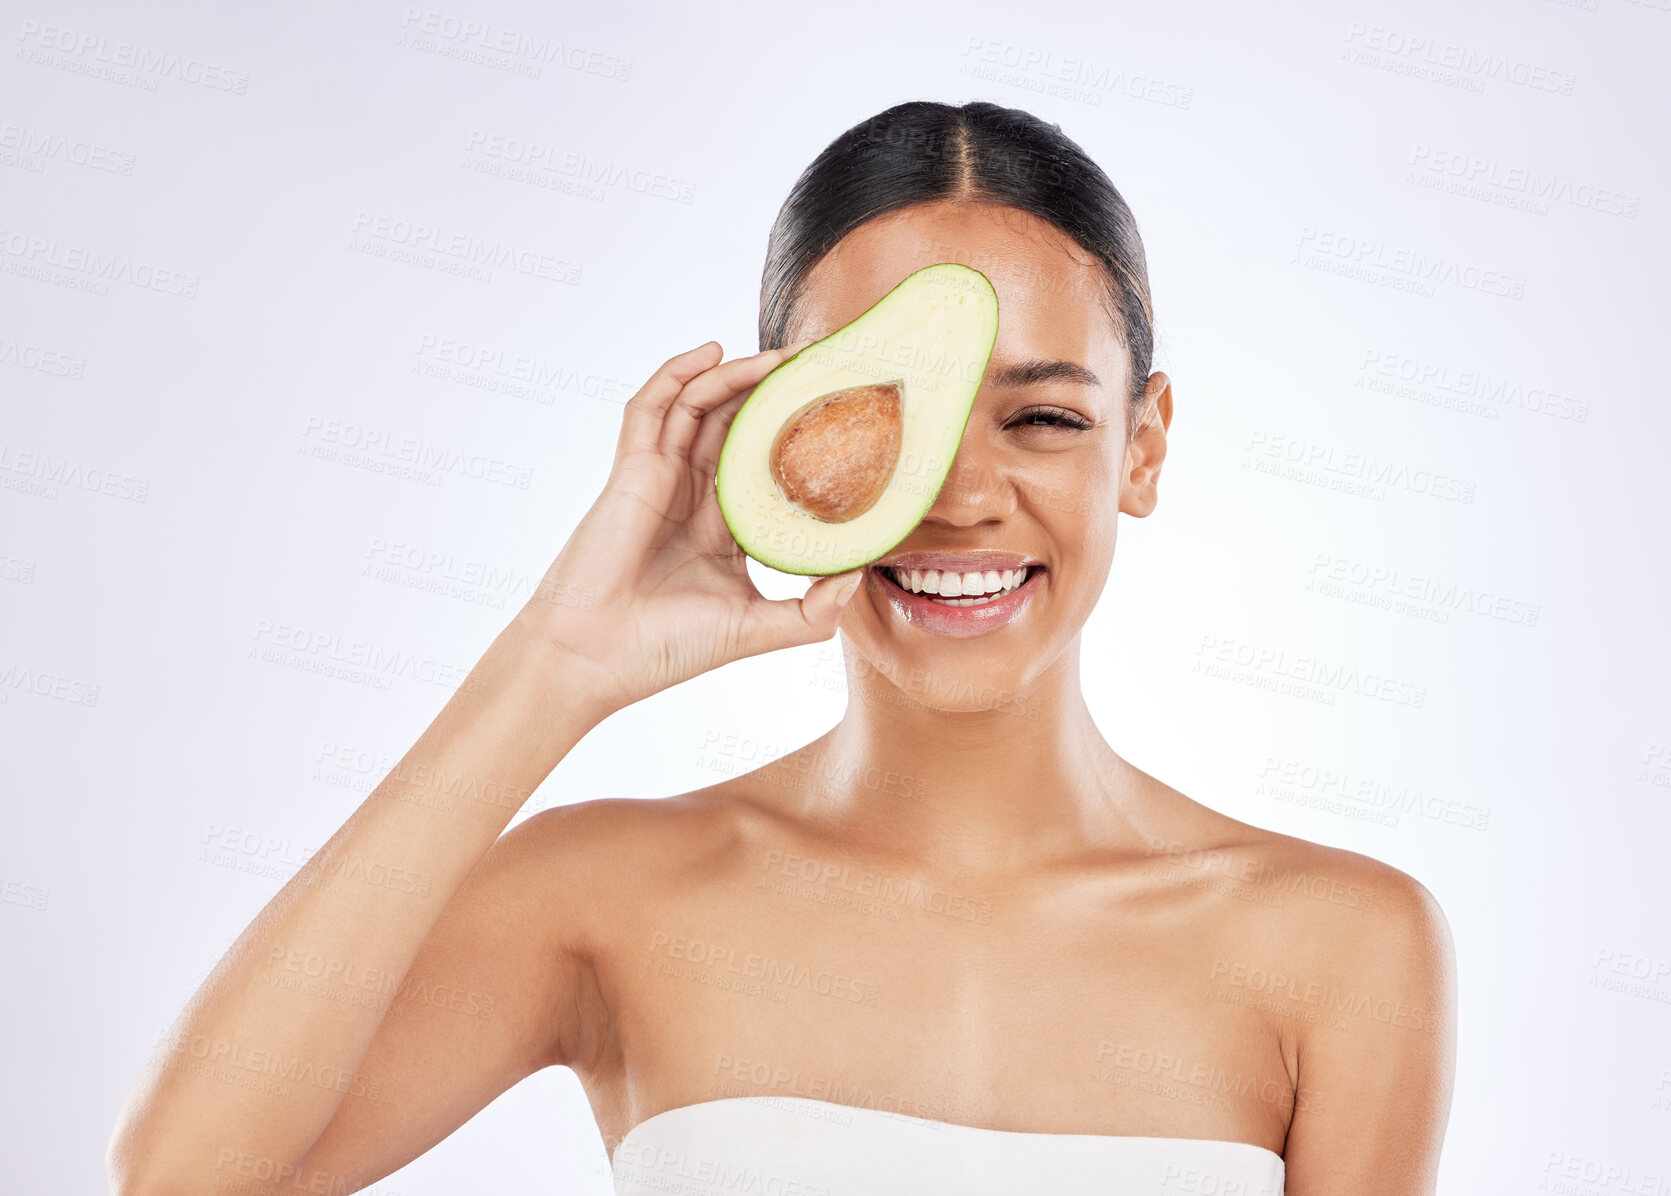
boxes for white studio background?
[2,1,1666,1193]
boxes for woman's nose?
[922,440,1018,526]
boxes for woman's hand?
[513,341,865,717]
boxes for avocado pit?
[768,379,905,523]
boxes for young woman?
[109,101,1456,1196]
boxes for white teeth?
[885,565,1031,603]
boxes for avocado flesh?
[715,262,999,576]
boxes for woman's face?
[782,199,1169,711]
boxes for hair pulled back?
[759,100,1156,429]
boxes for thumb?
[739,568,866,656]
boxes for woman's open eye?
[1009,406,1095,430]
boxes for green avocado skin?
[714,263,1000,576]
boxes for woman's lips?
[867,565,1043,638]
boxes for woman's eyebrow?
[985,358,1102,389]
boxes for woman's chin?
[841,649,1042,721]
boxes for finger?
[658,343,805,464]
[616,342,723,465]
[689,338,818,474]
[734,568,866,660]
[687,389,749,477]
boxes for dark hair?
[758,100,1156,434]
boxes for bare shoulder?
[503,780,773,905]
[1130,779,1458,1183]
[1141,783,1455,1015]
[512,784,745,849]
[1161,818,1462,1182]
[1247,826,1454,995]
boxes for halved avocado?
[715,262,999,575]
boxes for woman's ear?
[1119,372,1172,518]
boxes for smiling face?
[781,198,1171,708]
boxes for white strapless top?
[612,1095,1285,1195]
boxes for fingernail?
[834,573,863,608]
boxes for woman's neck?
[797,646,1153,873]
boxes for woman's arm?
[1279,868,1458,1195]
[105,625,609,1194]
[106,340,866,1194]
